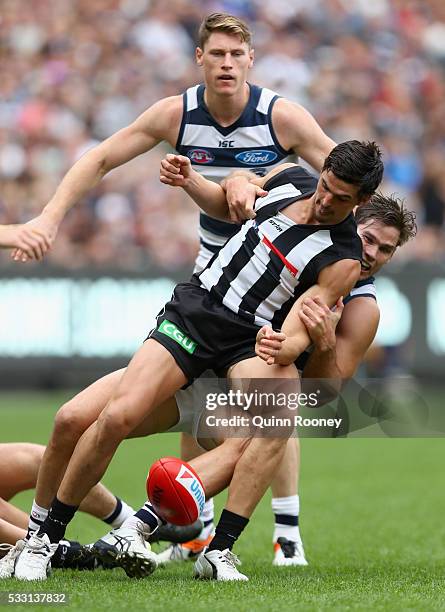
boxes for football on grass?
[147,457,206,526]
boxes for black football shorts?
[148,280,259,382]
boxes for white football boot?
[93,520,157,578]
[14,534,58,581]
[273,537,308,566]
[194,548,248,581]
[0,541,26,578]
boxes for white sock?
[201,499,214,524]
[102,498,135,528]
[272,495,301,543]
[28,500,49,536]
[198,499,214,540]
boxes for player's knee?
[53,401,90,444]
[96,403,136,445]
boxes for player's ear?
[196,47,203,66]
[248,48,254,68]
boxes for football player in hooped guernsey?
[10,12,335,567]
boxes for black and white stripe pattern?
[198,166,362,328]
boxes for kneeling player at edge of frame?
[5,140,384,582]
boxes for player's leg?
[33,370,125,510]
[195,356,298,581]
[0,498,28,546]
[14,340,187,581]
[270,438,308,566]
[0,517,26,548]
[25,370,134,538]
[0,444,45,501]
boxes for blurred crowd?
[1,0,444,271]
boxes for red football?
[146,457,206,526]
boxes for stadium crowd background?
[0,0,444,272]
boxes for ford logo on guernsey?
[187,148,215,164]
[175,464,205,515]
[235,150,278,165]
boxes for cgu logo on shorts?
[158,319,197,354]
[187,148,215,164]
[175,464,205,515]
[235,150,278,165]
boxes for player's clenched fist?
[255,325,287,365]
[224,174,268,223]
[160,154,194,187]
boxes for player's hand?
[225,175,268,223]
[255,325,287,365]
[298,296,344,352]
[11,212,59,263]
[7,219,54,262]
[160,154,194,187]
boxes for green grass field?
[1,391,444,611]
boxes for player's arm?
[12,96,183,261]
[272,98,336,172]
[0,224,50,261]
[299,295,379,402]
[160,157,295,221]
[325,296,380,378]
[255,259,360,366]
[220,164,299,222]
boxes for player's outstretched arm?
[0,224,50,261]
[12,96,183,262]
[272,98,336,173]
[160,154,269,221]
[256,259,360,366]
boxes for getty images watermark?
[183,376,443,439]
[204,389,342,431]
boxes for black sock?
[37,497,78,544]
[207,509,249,552]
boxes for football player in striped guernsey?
[11,141,383,581]
[156,156,416,577]
[9,12,335,568]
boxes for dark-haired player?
[11,140,383,581]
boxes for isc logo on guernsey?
[175,464,205,515]
[158,320,197,354]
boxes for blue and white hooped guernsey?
[176,83,297,271]
[343,276,376,305]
